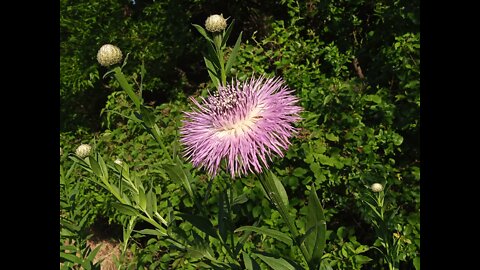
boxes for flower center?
[207,88,238,114]
[215,105,263,138]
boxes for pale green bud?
[75,144,92,158]
[371,183,384,193]
[97,44,123,67]
[205,14,227,33]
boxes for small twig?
[353,57,365,79]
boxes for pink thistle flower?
[180,76,302,178]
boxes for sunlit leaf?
[235,226,292,246]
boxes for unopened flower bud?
[75,144,92,158]
[114,159,123,165]
[205,14,227,33]
[97,44,123,66]
[371,183,384,193]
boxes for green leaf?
[146,188,157,216]
[254,254,296,270]
[413,257,420,270]
[112,202,139,216]
[325,133,339,142]
[60,219,80,233]
[139,105,155,128]
[221,19,235,48]
[354,245,370,254]
[88,156,103,178]
[163,159,193,199]
[60,252,83,265]
[81,260,92,270]
[86,244,103,263]
[60,245,77,252]
[136,229,165,237]
[305,184,327,268]
[317,154,335,167]
[243,253,260,270]
[232,193,248,205]
[292,167,308,177]
[365,94,382,104]
[138,185,147,211]
[270,172,289,207]
[354,255,372,264]
[113,67,141,109]
[225,32,243,75]
[178,213,218,239]
[97,154,109,182]
[192,24,213,43]
[204,56,220,89]
[235,226,292,246]
[392,132,404,146]
[218,191,227,243]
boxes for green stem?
[213,33,226,86]
[258,173,311,266]
[150,124,173,163]
[112,67,173,163]
[113,67,141,110]
[226,181,235,255]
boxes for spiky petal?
[180,76,302,178]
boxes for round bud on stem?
[97,44,123,67]
[75,144,92,158]
[371,183,384,193]
[205,14,227,33]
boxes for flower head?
[97,44,123,67]
[114,159,123,165]
[205,14,227,33]
[180,76,302,178]
[75,144,92,158]
[371,183,384,192]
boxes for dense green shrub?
[60,0,419,269]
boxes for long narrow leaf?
[225,32,243,74]
[192,24,213,43]
[243,253,260,270]
[204,56,220,89]
[218,191,227,243]
[271,172,289,207]
[97,154,109,182]
[305,184,327,268]
[138,185,147,211]
[146,188,157,216]
[88,156,103,179]
[254,253,296,270]
[60,252,83,265]
[221,19,235,48]
[136,228,165,238]
[113,67,141,109]
[85,244,103,263]
[235,226,292,246]
[234,220,259,257]
[162,160,193,199]
[112,202,139,216]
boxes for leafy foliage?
[60,0,419,269]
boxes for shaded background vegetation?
[60,0,419,269]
